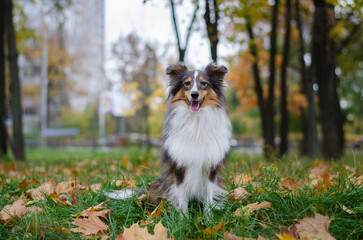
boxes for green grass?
[0,148,362,239]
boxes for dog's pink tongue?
[191,101,200,112]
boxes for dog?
[106,62,232,214]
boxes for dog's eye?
[184,82,191,87]
[200,81,207,87]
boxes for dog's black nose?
[191,92,199,99]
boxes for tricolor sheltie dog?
[107,62,232,214]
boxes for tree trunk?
[0,0,7,155]
[265,0,280,157]
[170,0,198,62]
[279,0,291,156]
[4,0,25,161]
[312,0,341,159]
[246,21,269,157]
[204,0,219,63]
[295,0,317,158]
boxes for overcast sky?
[104,0,232,73]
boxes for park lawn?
[0,148,362,239]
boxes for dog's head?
[165,62,228,112]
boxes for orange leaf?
[233,173,252,186]
[71,210,110,236]
[203,221,224,238]
[294,213,336,240]
[276,232,298,240]
[141,200,165,226]
[280,178,303,190]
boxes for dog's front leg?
[204,181,228,215]
[169,184,189,214]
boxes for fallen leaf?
[230,187,252,202]
[117,221,173,240]
[90,183,102,192]
[0,194,43,224]
[55,180,87,195]
[153,221,172,239]
[234,201,271,216]
[19,179,39,189]
[257,236,268,240]
[246,201,271,212]
[223,231,243,240]
[280,177,303,190]
[342,205,354,214]
[112,178,136,189]
[71,210,110,236]
[141,200,165,226]
[203,221,224,238]
[233,173,252,186]
[276,232,298,240]
[26,180,56,201]
[294,213,335,240]
[72,201,111,219]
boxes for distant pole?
[40,4,48,147]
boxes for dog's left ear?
[205,63,228,80]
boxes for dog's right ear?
[166,62,188,76]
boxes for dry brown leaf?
[294,213,335,240]
[342,205,354,214]
[112,179,136,188]
[90,183,102,192]
[280,177,303,190]
[233,173,252,186]
[55,180,87,195]
[72,201,111,219]
[26,179,56,201]
[234,201,271,216]
[71,210,110,236]
[223,231,245,240]
[153,221,173,239]
[230,187,251,202]
[0,194,43,224]
[116,223,150,240]
[246,201,271,212]
[257,236,268,240]
[203,221,224,238]
[141,200,165,226]
[117,221,173,240]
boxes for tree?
[279,0,291,156]
[169,0,199,61]
[264,0,280,157]
[4,0,25,161]
[312,0,342,159]
[294,0,317,158]
[204,0,219,62]
[0,0,7,155]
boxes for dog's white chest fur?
[164,104,231,207]
[164,104,232,169]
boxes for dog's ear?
[166,62,188,76]
[205,63,228,79]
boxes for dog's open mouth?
[190,100,203,112]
